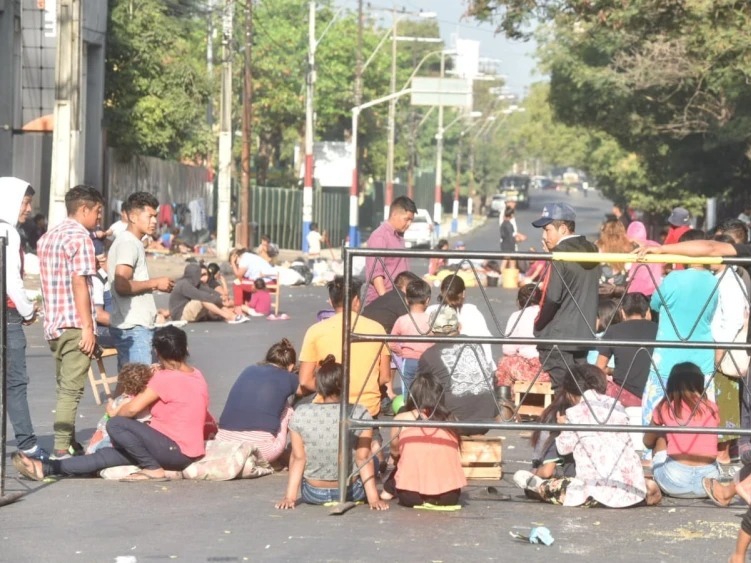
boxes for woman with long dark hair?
[381,374,466,507]
[645,362,720,498]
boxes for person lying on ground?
[216,338,300,463]
[86,363,154,454]
[168,263,246,324]
[275,355,388,510]
[514,364,661,507]
[13,326,210,482]
[644,362,720,499]
[381,374,466,507]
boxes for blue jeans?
[401,358,419,399]
[300,479,366,505]
[7,309,36,451]
[652,451,720,498]
[110,326,155,370]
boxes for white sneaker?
[227,314,249,325]
[513,470,544,491]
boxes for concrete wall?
[0,0,107,208]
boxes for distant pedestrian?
[663,207,691,245]
[531,203,601,390]
[0,177,47,461]
[364,196,416,305]
[37,185,104,459]
[306,222,325,266]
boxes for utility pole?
[433,51,445,238]
[302,0,315,252]
[349,0,363,247]
[216,0,233,260]
[467,143,475,226]
[384,4,397,220]
[238,0,252,249]
[48,0,83,226]
[206,0,215,128]
[0,1,19,176]
[452,134,462,233]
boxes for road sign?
[410,77,472,108]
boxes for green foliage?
[105,0,212,161]
[467,0,751,213]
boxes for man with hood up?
[0,177,47,460]
[168,263,245,323]
[532,203,601,390]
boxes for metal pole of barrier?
[333,246,354,515]
[0,236,23,506]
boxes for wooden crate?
[513,381,554,418]
[461,436,503,480]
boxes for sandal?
[702,477,731,507]
[12,452,45,481]
[119,471,169,482]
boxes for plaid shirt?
[37,218,97,340]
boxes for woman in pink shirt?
[390,279,433,398]
[13,326,210,482]
[645,362,720,498]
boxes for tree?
[105,0,212,161]
[467,0,751,214]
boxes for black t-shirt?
[417,342,497,422]
[596,319,658,397]
[361,289,408,333]
[500,220,515,252]
[219,364,298,434]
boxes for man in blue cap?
[531,203,601,390]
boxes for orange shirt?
[395,425,467,495]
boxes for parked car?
[537,178,558,191]
[404,208,435,248]
[487,194,507,217]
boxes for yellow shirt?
[299,312,390,416]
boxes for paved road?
[1,191,742,562]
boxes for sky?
[336,0,540,97]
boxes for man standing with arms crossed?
[37,185,103,459]
[363,196,416,306]
[109,192,174,369]
[0,177,46,460]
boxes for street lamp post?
[302,0,315,252]
[433,51,446,238]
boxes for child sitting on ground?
[390,279,433,398]
[85,363,154,454]
[645,361,720,499]
[381,374,467,507]
[514,364,661,507]
[275,355,388,510]
[242,278,272,317]
[527,393,576,480]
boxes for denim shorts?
[300,478,366,505]
[652,450,720,498]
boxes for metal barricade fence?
[335,247,751,506]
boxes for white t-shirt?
[108,220,128,240]
[307,231,322,255]
[108,230,157,329]
[238,252,276,280]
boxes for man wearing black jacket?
[169,264,245,324]
[532,203,601,389]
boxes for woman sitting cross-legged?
[275,355,388,510]
[216,338,300,463]
[513,364,661,507]
[381,373,467,507]
[645,361,720,499]
[13,326,209,482]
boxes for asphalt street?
[1,189,743,562]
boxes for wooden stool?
[460,435,503,480]
[513,381,554,418]
[88,347,119,405]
